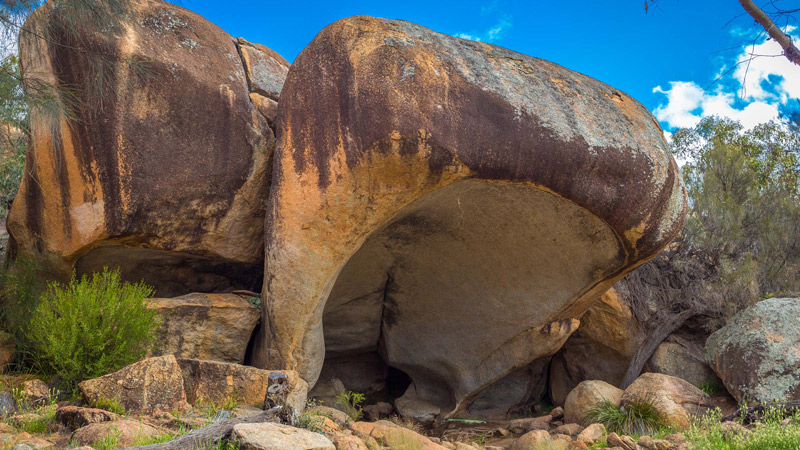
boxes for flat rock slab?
[71,419,160,447]
[232,422,334,450]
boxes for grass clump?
[585,395,667,435]
[92,397,126,415]
[698,381,724,396]
[27,268,158,388]
[687,408,800,450]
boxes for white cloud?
[653,28,798,130]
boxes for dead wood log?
[120,407,281,450]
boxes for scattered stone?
[362,402,393,421]
[552,434,573,444]
[21,380,49,405]
[71,419,160,448]
[148,293,260,364]
[78,355,190,414]
[350,421,446,450]
[564,380,623,426]
[550,407,565,420]
[511,430,552,450]
[606,433,639,450]
[554,423,584,436]
[705,297,800,403]
[576,423,606,445]
[509,416,550,433]
[331,433,369,450]
[622,373,714,430]
[309,405,351,427]
[178,358,308,412]
[232,422,335,450]
[55,405,119,429]
[394,395,441,423]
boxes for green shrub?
[335,390,365,421]
[585,396,667,435]
[93,397,126,415]
[0,255,46,365]
[27,268,157,388]
[698,381,723,396]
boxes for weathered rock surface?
[71,419,160,447]
[622,373,713,430]
[79,355,190,414]
[350,421,446,450]
[177,359,307,411]
[254,15,686,418]
[564,380,623,426]
[232,422,334,450]
[0,393,17,417]
[511,430,554,450]
[647,335,719,388]
[149,293,260,363]
[705,297,800,403]
[55,406,119,429]
[550,286,644,405]
[8,0,289,296]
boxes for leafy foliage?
[335,390,365,421]
[0,255,46,367]
[585,396,668,435]
[27,268,158,387]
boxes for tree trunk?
[120,408,281,450]
[739,0,800,66]
[620,309,696,388]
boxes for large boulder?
[622,373,713,430]
[564,380,623,426]
[705,297,800,403]
[647,335,720,388]
[78,355,190,414]
[550,286,644,405]
[232,423,334,450]
[254,16,686,418]
[8,0,288,296]
[71,420,160,448]
[149,293,260,363]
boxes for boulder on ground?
[8,0,289,296]
[0,332,14,372]
[79,355,190,414]
[647,335,720,388]
[564,380,623,426]
[71,419,160,447]
[149,293,260,363]
[232,422,334,450]
[55,406,119,429]
[350,421,446,450]
[254,15,686,419]
[177,359,307,412]
[511,430,554,450]
[577,423,606,445]
[550,286,644,405]
[622,373,713,430]
[704,297,800,403]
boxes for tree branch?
[739,0,800,66]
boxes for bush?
[27,268,157,387]
[0,255,46,366]
[335,390,365,421]
[585,396,667,435]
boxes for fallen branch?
[721,401,800,424]
[120,407,281,450]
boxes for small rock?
[309,405,351,427]
[550,407,564,420]
[638,435,671,450]
[509,416,551,433]
[606,432,639,450]
[332,433,368,450]
[570,441,589,449]
[71,419,161,447]
[576,423,605,445]
[552,433,573,443]
[0,393,18,417]
[20,380,49,405]
[233,422,335,450]
[498,427,511,437]
[350,421,446,450]
[555,423,583,436]
[55,405,119,429]
[362,402,393,421]
[9,444,34,450]
[512,430,551,450]
[394,396,441,423]
[665,433,686,443]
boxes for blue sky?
[178,0,800,132]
